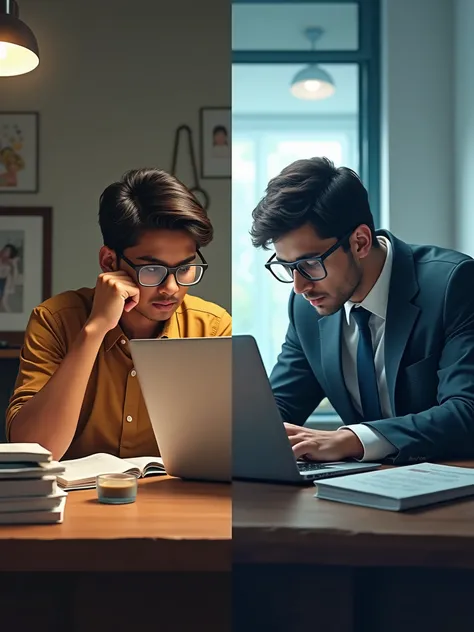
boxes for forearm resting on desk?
[9,322,106,460]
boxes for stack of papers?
[314,462,474,511]
[0,443,67,524]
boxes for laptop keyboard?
[297,461,330,472]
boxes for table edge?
[0,538,231,572]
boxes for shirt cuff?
[339,424,397,461]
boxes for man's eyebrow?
[135,254,196,266]
[276,252,321,263]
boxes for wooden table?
[0,476,231,631]
[3,462,474,631]
[233,463,474,632]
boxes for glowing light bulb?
[0,42,8,60]
[304,80,321,93]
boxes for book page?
[318,463,474,499]
[59,453,139,483]
[126,456,165,476]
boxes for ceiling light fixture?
[290,27,335,100]
[0,0,39,77]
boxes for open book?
[314,462,474,511]
[57,453,166,490]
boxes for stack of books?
[0,443,67,524]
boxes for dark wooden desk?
[233,463,474,632]
[0,476,231,631]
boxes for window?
[232,0,380,420]
[232,114,358,375]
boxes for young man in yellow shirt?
[5,168,231,461]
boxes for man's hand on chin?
[284,423,364,462]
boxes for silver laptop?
[129,337,231,483]
[233,334,381,483]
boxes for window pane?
[232,139,259,336]
[232,64,358,138]
[232,63,359,411]
[232,3,359,51]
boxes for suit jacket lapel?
[381,231,420,414]
[319,310,361,424]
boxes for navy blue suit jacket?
[269,230,474,464]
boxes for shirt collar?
[104,308,182,352]
[343,235,393,325]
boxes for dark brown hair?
[98,168,213,253]
[250,157,379,250]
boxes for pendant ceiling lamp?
[0,0,39,77]
[290,27,335,100]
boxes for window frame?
[232,0,381,224]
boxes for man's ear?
[99,246,117,273]
[351,225,372,260]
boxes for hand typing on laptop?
[284,423,364,462]
[233,335,379,482]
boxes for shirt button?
[126,415,133,422]
[120,339,126,345]
[130,370,137,377]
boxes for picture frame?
[200,107,230,179]
[0,207,52,346]
[0,112,39,193]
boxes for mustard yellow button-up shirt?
[5,288,231,460]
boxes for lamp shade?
[0,1,39,77]
[290,64,335,100]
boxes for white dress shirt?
[337,236,398,461]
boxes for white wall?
[1,0,231,312]
[381,0,454,249]
[454,0,474,257]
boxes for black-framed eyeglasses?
[265,231,353,283]
[118,250,208,287]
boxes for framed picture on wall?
[200,107,230,179]
[0,112,39,193]
[0,207,52,346]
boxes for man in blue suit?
[250,157,474,465]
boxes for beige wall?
[1,0,231,312]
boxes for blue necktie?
[351,307,382,421]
